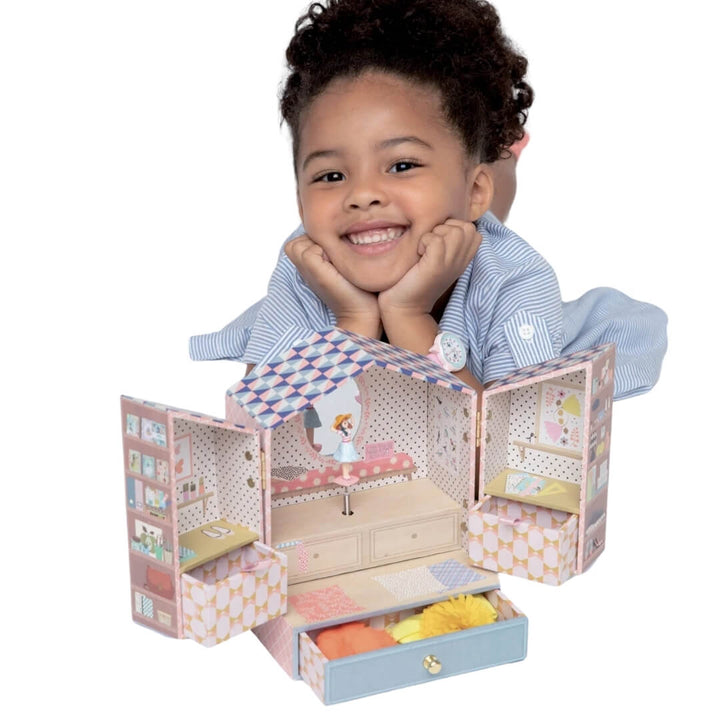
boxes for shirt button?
[518,324,535,341]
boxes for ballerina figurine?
[332,413,361,515]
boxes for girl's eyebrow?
[301,136,433,171]
[301,149,339,171]
[378,136,433,151]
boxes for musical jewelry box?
[122,329,614,703]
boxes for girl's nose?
[345,176,388,210]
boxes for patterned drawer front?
[286,534,362,584]
[370,513,459,564]
[299,590,527,704]
[468,497,578,585]
[181,542,288,647]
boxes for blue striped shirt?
[190,213,667,400]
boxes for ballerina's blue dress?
[334,431,361,463]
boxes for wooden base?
[272,478,462,584]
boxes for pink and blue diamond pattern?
[229,329,472,429]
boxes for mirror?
[305,377,363,459]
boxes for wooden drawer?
[298,589,527,704]
[370,512,459,564]
[286,534,362,583]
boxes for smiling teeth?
[347,227,405,245]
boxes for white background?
[2,1,714,716]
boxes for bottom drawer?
[299,590,527,704]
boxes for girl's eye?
[314,171,345,183]
[389,161,420,173]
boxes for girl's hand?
[285,234,382,337]
[378,219,481,319]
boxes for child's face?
[296,72,491,293]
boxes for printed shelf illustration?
[537,382,585,453]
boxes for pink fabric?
[289,585,365,623]
[271,452,415,494]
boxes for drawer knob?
[423,655,442,675]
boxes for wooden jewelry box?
[121,329,613,703]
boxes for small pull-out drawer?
[370,513,459,564]
[299,590,527,704]
[469,496,578,585]
[181,542,287,647]
[285,534,362,583]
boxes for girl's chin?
[350,265,412,294]
[354,278,402,294]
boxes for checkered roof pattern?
[228,329,472,429]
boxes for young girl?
[190,0,666,398]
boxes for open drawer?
[298,589,527,704]
[469,496,578,585]
[181,542,288,647]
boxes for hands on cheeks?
[378,219,481,318]
[284,234,382,338]
[285,219,481,353]
[378,219,483,392]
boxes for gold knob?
[423,655,442,675]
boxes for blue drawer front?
[324,616,528,704]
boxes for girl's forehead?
[299,71,451,145]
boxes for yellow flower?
[420,594,497,638]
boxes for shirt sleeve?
[240,253,335,366]
[561,287,668,399]
[480,255,564,384]
[188,298,264,362]
[188,224,322,363]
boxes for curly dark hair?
[280,0,533,168]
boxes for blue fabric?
[561,287,667,399]
[189,213,667,400]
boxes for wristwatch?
[427,331,467,372]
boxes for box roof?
[227,328,473,429]
[488,343,614,391]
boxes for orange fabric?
[316,622,397,659]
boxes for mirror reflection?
[305,378,362,457]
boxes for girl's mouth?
[343,225,407,252]
[345,225,406,245]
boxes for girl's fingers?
[417,232,439,255]
[286,234,327,266]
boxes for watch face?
[440,333,466,368]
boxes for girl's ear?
[467,165,494,222]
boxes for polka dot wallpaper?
[484,393,511,484]
[173,418,262,534]
[482,369,587,489]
